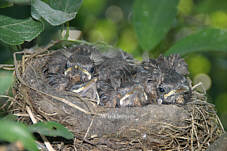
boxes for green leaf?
[0,1,13,8]
[132,0,179,51]
[165,28,227,55]
[1,0,30,6]
[0,71,13,94]
[0,120,38,151]
[0,15,43,45]
[48,0,82,13]
[29,121,74,139]
[31,0,82,26]
[1,114,17,121]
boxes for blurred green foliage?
[209,11,227,29]
[178,0,193,16]
[186,54,211,76]
[133,0,179,51]
[0,119,74,151]
[0,120,38,151]
[29,121,74,139]
[0,0,227,144]
[89,19,117,43]
[215,93,227,129]
[0,71,13,94]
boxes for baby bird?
[43,44,192,107]
[96,80,149,107]
[96,49,137,90]
[138,54,192,105]
[42,51,69,91]
[64,45,101,101]
[116,83,149,107]
[65,45,97,82]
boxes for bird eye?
[159,87,165,93]
[147,79,152,83]
[90,67,94,73]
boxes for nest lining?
[10,44,224,151]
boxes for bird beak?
[176,85,190,93]
[72,78,97,93]
[164,90,176,99]
[64,67,72,75]
[75,65,92,80]
[164,85,189,100]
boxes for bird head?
[65,54,95,82]
[140,54,192,105]
[155,69,191,104]
[155,54,191,105]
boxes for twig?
[0,64,15,70]
[0,95,16,110]
[195,106,209,134]
[28,40,61,59]
[26,106,55,151]
[46,92,94,115]
[0,94,15,100]
[190,108,195,151]
[192,82,206,94]
[216,115,225,133]
[83,117,94,140]
[96,91,100,105]
[13,113,29,117]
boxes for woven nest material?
[11,43,224,151]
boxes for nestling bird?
[68,78,99,101]
[96,80,118,107]
[116,83,149,107]
[43,44,192,107]
[138,54,192,105]
[63,45,102,102]
[96,49,137,90]
[42,51,69,91]
[96,80,149,107]
[65,45,97,82]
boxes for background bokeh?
[0,0,227,129]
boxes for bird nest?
[11,42,224,150]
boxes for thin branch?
[26,106,55,151]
